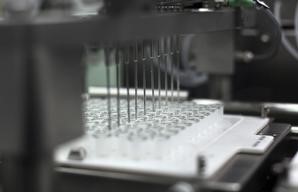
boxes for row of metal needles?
[103,35,182,130]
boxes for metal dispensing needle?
[134,41,138,119]
[115,45,120,126]
[104,47,112,130]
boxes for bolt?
[261,105,270,118]
[235,51,254,63]
[260,34,271,43]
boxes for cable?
[154,49,208,87]
[274,0,298,61]
[228,0,281,61]
[146,38,208,88]
[181,35,208,85]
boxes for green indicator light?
[228,0,255,8]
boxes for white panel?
[55,114,272,178]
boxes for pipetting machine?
[0,0,298,192]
